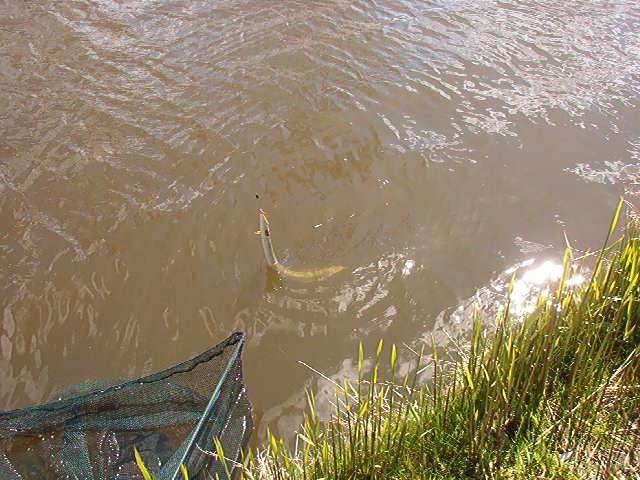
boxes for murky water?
[1,0,640,439]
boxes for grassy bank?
[240,204,640,479]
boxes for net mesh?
[0,332,253,480]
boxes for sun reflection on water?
[509,259,585,316]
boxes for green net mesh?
[0,332,253,479]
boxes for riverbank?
[242,204,639,479]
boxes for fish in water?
[257,209,344,281]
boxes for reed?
[240,202,640,479]
[137,204,639,479]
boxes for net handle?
[169,333,245,480]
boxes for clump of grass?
[241,203,640,479]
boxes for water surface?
[1,0,639,438]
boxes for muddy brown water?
[1,0,640,441]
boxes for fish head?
[259,209,271,238]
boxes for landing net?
[0,332,252,479]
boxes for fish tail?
[276,264,344,281]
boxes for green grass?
[237,203,640,480]
[134,204,640,479]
